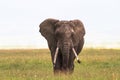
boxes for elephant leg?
[68,38,84,74]
[49,46,55,64]
[48,46,60,73]
[68,50,75,73]
[53,51,62,74]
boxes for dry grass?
[0,49,120,80]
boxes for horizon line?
[0,46,120,50]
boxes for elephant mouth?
[53,47,80,67]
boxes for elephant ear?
[70,20,85,45]
[39,18,59,48]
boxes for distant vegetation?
[0,49,120,80]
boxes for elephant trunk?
[53,41,81,73]
[61,42,70,71]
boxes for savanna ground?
[0,49,120,80]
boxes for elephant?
[39,18,85,74]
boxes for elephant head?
[39,18,85,73]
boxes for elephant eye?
[55,31,63,36]
[55,32,63,40]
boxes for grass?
[0,49,120,80]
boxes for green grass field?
[0,49,120,80]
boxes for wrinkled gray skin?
[39,18,85,74]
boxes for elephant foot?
[54,69,74,75]
[54,69,62,75]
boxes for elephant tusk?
[53,47,59,67]
[72,48,81,63]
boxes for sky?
[0,0,120,49]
